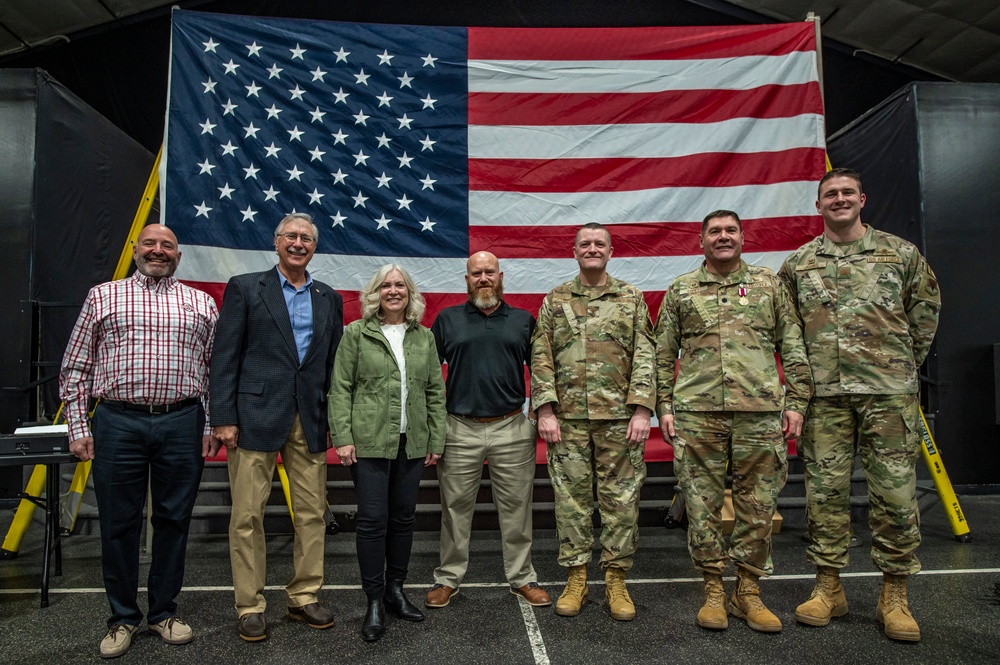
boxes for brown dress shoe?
[237,612,268,642]
[511,582,552,607]
[288,602,335,629]
[425,584,458,608]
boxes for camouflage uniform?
[656,261,812,576]
[531,275,655,571]
[779,225,940,575]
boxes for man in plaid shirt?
[60,224,218,659]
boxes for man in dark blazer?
[210,212,344,642]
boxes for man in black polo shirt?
[424,251,551,609]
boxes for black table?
[0,448,79,608]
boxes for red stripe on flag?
[469,84,823,126]
[181,283,667,326]
[183,280,226,308]
[471,216,822,259]
[469,149,827,192]
[468,24,815,60]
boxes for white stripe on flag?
[469,182,818,227]
[175,245,793,293]
[468,115,826,160]
[468,52,818,93]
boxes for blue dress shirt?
[277,267,313,364]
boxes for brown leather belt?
[450,408,522,423]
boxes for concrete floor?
[2,496,1000,664]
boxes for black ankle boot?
[361,598,385,641]
[383,579,425,622]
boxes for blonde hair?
[359,264,426,325]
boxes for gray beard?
[469,288,501,310]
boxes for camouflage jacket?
[655,261,812,415]
[778,225,940,397]
[531,275,655,420]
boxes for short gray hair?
[274,212,319,240]
[359,264,426,325]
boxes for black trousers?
[91,402,205,626]
[351,436,424,599]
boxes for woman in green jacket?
[328,264,446,642]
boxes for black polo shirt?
[430,300,535,418]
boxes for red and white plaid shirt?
[59,272,218,441]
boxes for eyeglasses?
[277,232,316,245]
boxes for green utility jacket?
[328,317,446,458]
[778,225,941,397]
[531,274,656,420]
[654,261,812,416]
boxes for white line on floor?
[515,596,551,665]
[3,567,1000,596]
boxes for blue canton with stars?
[164,10,469,258]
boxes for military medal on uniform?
[738,284,749,306]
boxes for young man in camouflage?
[531,222,655,621]
[655,210,812,633]
[779,168,941,642]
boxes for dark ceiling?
[3,0,987,152]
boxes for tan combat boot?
[554,565,588,617]
[876,574,920,642]
[605,568,636,621]
[697,573,728,630]
[728,567,782,633]
[795,566,848,626]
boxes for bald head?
[465,251,503,312]
[133,224,181,280]
[467,251,499,274]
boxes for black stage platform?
[2,496,999,664]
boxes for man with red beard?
[424,252,550,609]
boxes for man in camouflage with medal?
[655,210,812,633]
[779,168,941,642]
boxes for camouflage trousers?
[801,393,922,575]
[547,418,646,571]
[673,411,787,577]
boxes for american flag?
[162,10,827,321]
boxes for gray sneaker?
[99,623,139,659]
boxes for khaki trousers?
[434,412,538,588]
[228,414,328,616]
